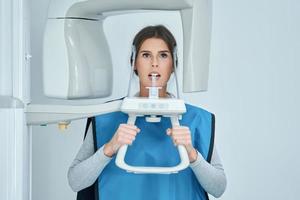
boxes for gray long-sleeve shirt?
[68,125,227,198]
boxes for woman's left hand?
[166,126,198,163]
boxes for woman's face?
[134,38,173,90]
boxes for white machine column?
[0,0,31,200]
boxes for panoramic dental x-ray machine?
[27,0,212,174]
[0,0,211,198]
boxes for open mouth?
[148,72,161,80]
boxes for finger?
[123,139,134,145]
[166,128,188,134]
[172,128,190,135]
[174,139,189,145]
[120,127,139,136]
[120,133,136,141]
[120,124,140,132]
[171,130,190,136]
[119,124,140,133]
[172,135,191,141]
[172,126,189,131]
[117,137,134,146]
[173,135,188,142]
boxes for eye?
[160,53,168,58]
[142,53,151,58]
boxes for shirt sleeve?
[67,124,112,192]
[189,144,227,198]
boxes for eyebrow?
[140,50,170,53]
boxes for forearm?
[67,125,112,192]
[189,148,227,198]
[68,146,112,192]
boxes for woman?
[68,25,227,199]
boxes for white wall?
[206,1,300,199]
[30,0,300,200]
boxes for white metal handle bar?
[115,115,190,174]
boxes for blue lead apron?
[93,103,215,200]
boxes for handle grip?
[115,115,190,174]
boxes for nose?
[151,56,158,67]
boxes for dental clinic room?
[1,0,299,200]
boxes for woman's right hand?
[103,124,140,157]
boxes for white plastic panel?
[0,0,13,96]
[44,0,211,100]
[64,19,112,98]
[47,0,193,18]
[0,108,30,200]
[181,0,212,92]
[43,18,112,99]
[43,19,69,98]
